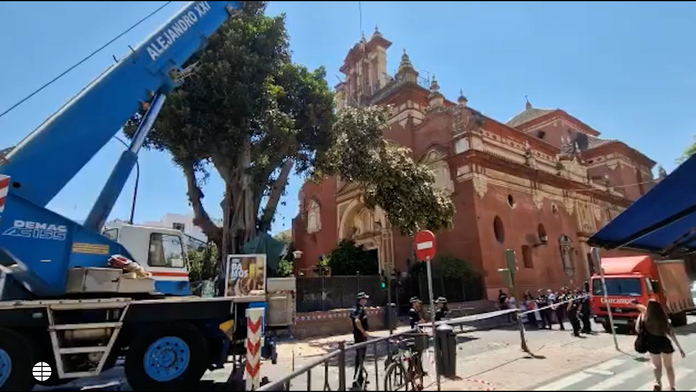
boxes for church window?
[521,245,534,268]
[307,200,322,234]
[507,194,516,208]
[493,216,505,244]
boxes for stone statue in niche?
[307,200,322,234]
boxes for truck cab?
[590,255,693,333]
[102,224,190,296]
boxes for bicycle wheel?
[408,355,425,391]
[384,361,409,391]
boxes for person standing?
[536,289,551,329]
[636,299,686,391]
[579,288,592,334]
[350,292,371,389]
[522,290,538,327]
[554,287,568,331]
[435,297,449,322]
[408,297,426,329]
[567,290,582,337]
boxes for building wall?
[292,32,658,297]
[292,178,339,273]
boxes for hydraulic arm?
[0,1,243,297]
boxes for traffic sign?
[414,230,436,261]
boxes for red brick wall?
[290,307,385,340]
[474,182,587,297]
[292,178,339,272]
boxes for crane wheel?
[125,322,209,391]
[0,328,38,391]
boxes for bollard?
[246,307,264,391]
[435,323,457,377]
[338,341,346,391]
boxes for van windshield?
[592,277,642,297]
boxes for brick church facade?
[291,30,659,299]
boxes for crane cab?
[101,224,191,296]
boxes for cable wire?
[0,1,173,120]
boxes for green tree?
[124,2,335,260]
[678,137,696,163]
[408,254,478,280]
[435,254,477,280]
[327,239,379,276]
[321,106,455,236]
[124,3,454,271]
[187,243,219,282]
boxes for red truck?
[590,255,694,333]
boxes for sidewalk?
[425,330,636,391]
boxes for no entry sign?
[414,230,436,261]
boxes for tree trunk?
[228,140,257,255]
[258,159,293,233]
[182,163,222,245]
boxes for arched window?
[493,216,505,244]
[307,200,322,234]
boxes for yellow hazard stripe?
[72,243,110,255]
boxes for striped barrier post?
[246,307,264,391]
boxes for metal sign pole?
[425,257,441,392]
[591,247,619,351]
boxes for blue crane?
[0,1,242,297]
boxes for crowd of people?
[497,286,593,337]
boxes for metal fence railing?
[258,308,518,391]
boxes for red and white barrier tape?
[518,295,589,316]
[464,377,497,391]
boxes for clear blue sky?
[1,1,694,235]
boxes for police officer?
[350,292,371,388]
[408,297,426,329]
[579,287,592,334]
[554,287,567,331]
[536,289,551,329]
[435,296,449,322]
[566,290,582,337]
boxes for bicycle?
[383,333,426,391]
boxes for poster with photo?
[225,254,266,297]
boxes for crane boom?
[2,1,241,208]
[0,1,243,297]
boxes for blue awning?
[588,154,696,255]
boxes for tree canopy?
[326,239,379,276]
[679,137,696,164]
[322,106,455,236]
[124,2,455,263]
[124,1,335,253]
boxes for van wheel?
[125,323,209,391]
[0,328,37,391]
[670,312,688,327]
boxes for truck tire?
[670,312,688,327]
[0,328,38,391]
[602,321,613,333]
[124,322,210,391]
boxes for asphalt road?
[34,317,693,391]
[531,319,696,391]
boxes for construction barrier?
[246,307,264,391]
